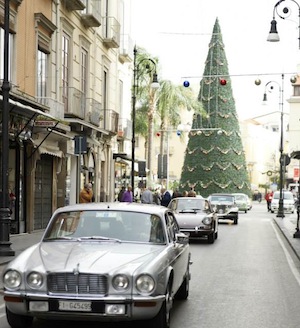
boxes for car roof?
[52,202,169,216]
[210,193,234,196]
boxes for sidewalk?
[0,230,44,266]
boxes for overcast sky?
[130,0,300,120]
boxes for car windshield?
[173,198,207,212]
[43,210,166,244]
[273,192,294,200]
[211,196,234,202]
[234,195,246,201]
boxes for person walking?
[140,187,153,204]
[79,183,94,203]
[121,186,133,203]
[118,186,125,202]
[161,188,171,207]
[265,190,273,212]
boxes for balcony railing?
[102,16,120,48]
[86,98,102,126]
[64,0,85,11]
[36,97,64,120]
[99,109,119,134]
[117,118,132,139]
[119,34,134,63]
[81,0,101,27]
[63,87,86,119]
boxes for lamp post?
[131,47,159,189]
[0,0,15,255]
[267,0,300,49]
[255,75,285,217]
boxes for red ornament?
[156,132,161,137]
[220,79,227,85]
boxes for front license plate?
[58,300,92,312]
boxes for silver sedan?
[2,202,191,328]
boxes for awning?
[65,118,109,135]
[0,94,57,120]
[38,145,63,158]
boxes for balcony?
[64,87,86,119]
[81,0,101,27]
[99,109,119,134]
[117,118,132,140]
[119,34,134,63]
[102,17,120,48]
[63,0,85,11]
[36,97,64,121]
[86,98,102,126]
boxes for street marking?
[271,221,300,286]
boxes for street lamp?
[267,0,300,49]
[0,0,15,255]
[131,46,159,189]
[255,75,285,217]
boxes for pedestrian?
[160,188,171,207]
[265,190,273,212]
[79,183,94,203]
[121,185,133,203]
[141,187,153,204]
[118,186,125,202]
[172,189,182,199]
[153,188,161,205]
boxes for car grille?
[48,273,108,295]
[216,205,228,213]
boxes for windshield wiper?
[78,236,122,243]
[44,236,79,241]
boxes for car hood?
[175,213,206,227]
[9,241,164,275]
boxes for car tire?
[215,231,218,239]
[175,269,190,300]
[149,282,172,328]
[234,215,238,225]
[207,232,215,244]
[6,307,33,328]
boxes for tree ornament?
[220,79,227,85]
[183,80,190,87]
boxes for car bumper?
[271,205,295,213]
[4,292,165,322]
[180,227,214,238]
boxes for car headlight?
[136,274,155,294]
[112,274,129,290]
[3,270,22,290]
[202,216,212,225]
[26,272,43,289]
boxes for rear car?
[168,197,218,244]
[270,190,295,214]
[207,193,239,224]
[2,202,191,328]
[232,193,249,213]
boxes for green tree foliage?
[179,18,251,197]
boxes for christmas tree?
[179,18,251,198]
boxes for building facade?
[0,0,134,234]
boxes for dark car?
[168,197,218,243]
[207,193,239,224]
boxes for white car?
[270,190,295,214]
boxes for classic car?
[207,193,239,224]
[232,193,249,213]
[2,202,191,328]
[168,197,218,243]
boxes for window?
[80,47,88,93]
[294,86,300,97]
[62,33,70,110]
[37,50,47,99]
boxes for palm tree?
[134,47,204,186]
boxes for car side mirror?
[175,232,189,244]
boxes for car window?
[165,212,180,242]
[44,211,166,244]
[172,198,205,211]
